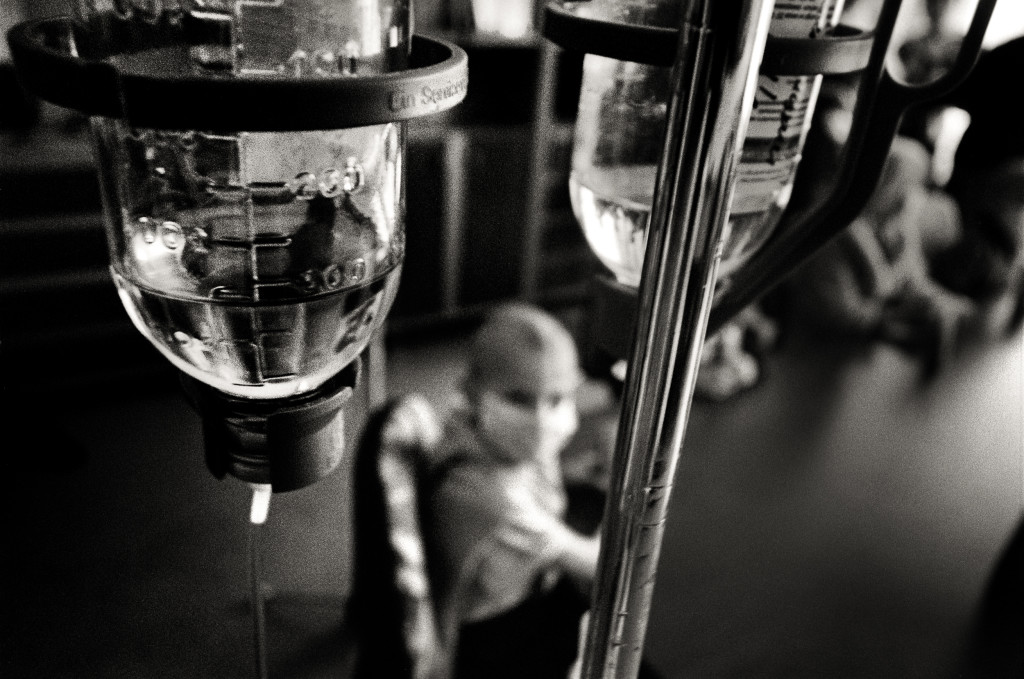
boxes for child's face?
[473,375,580,464]
[466,304,584,462]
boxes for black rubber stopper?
[180,360,359,492]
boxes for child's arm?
[500,493,602,585]
[546,522,601,584]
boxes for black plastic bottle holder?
[543,0,997,358]
[7,16,469,132]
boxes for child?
[422,303,600,679]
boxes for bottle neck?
[181,358,360,492]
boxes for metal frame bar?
[581,2,774,677]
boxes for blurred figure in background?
[788,129,974,373]
[694,303,781,402]
[422,303,599,679]
[930,35,1024,333]
[788,5,1024,374]
[695,0,1024,392]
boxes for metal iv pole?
[579,2,774,677]
[567,0,1002,676]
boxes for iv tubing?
[579,2,773,678]
[249,485,272,679]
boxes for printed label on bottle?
[770,0,840,38]
[745,75,816,160]
[731,0,840,216]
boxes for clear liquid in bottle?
[569,165,655,289]
[93,120,405,399]
[569,0,845,289]
[114,265,401,400]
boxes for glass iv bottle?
[569,0,845,289]
[71,0,411,400]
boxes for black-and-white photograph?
[2,1,1022,677]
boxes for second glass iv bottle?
[569,0,846,289]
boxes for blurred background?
[2,1,1023,677]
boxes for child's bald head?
[466,303,581,406]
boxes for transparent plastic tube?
[248,484,271,679]
[569,0,845,288]
[71,1,410,399]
